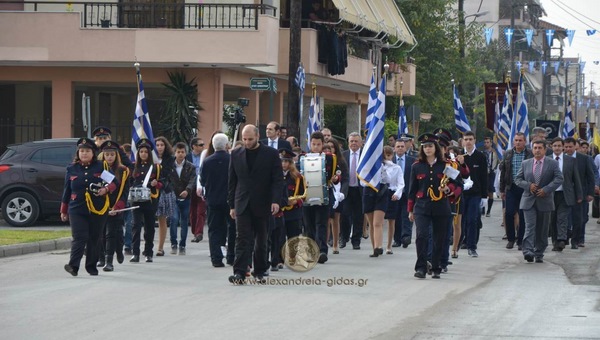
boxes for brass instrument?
[89,182,106,194]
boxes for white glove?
[338,193,345,202]
[480,198,488,209]
[333,200,339,210]
[463,177,474,191]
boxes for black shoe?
[145,256,153,263]
[124,248,132,256]
[228,273,246,285]
[103,263,114,272]
[535,257,543,263]
[318,253,328,264]
[426,261,432,275]
[198,234,203,242]
[506,241,514,249]
[571,243,579,249]
[369,250,379,258]
[524,254,534,263]
[96,259,105,267]
[414,270,426,279]
[460,243,467,250]
[130,255,140,263]
[64,264,78,277]
[401,237,410,248]
[557,241,565,251]
[392,241,401,248]
[447,261,453,265]
[226,260,234,266]
[191,236,200,243]
[441,267,448,273]
[88,271,99,276]
[432,272,441,279]
[213,262,225,268]
[377,248,384,255]
[332,250,340,254]
[517,244,523,251]
[340,240,347,249]
[352,245,360,250]
[271,266,279,272]
[116,252,124,264]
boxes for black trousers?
[207,204,229,264]
[303,204,329,254]
[269,216,286,267]
[414,213,448,274]
[68,213,107,273]
[227,215,236,264]
[341,187,363,246]
[233,209,269,276]
[132,203,156,257]
[105,214,124,257]
[394,195,412,244]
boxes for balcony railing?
[0,1,277,29]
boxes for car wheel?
[1,192,40,227]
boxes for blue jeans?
[463,195,481,250]
[123,207,133,249]
[170,198,191,248]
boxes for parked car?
[0,138,77,227]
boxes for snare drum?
[299,153,328,206]
[128,186,151,203]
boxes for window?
[30,146,76,167]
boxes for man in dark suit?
[549,137,582,251]
[564,137,596,248]
[341,131,364,249]
[392,138,415,248]
[261,121,292,150]
[228,125,284,284]
[514,140,563,263]
[201,133,234,267]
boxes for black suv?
[0,138,77,227]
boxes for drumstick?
[110,206,140,213]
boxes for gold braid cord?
[84,161,110,215]
[111,167,129,209]
[329,154,337,185]
[150,164,161,199]
[282,176,306,211]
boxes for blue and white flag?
[357,75,386,191]
[306,89,321,150]
[581,61,586,72]
[541,61,548,74]
[453,84,471,134]
[587,29,596,36]
[397,98,408,137]
[528,61,536,73]
[510,72,530,146]
[485,28,493,45]
[553,61,560,75]
[295,64,305,122]
[493,92,504,159]
[131,66,157,162]
[499,85,513,151]
[516,61,522,72]
[566,29,575,46]
[504,28,514,45]
[546,29,555,46]
[365,72,377,130]
[587,116,593,145]
[525,29,534,47]
[563,98,575,138]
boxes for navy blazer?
[200,150,230,207]
[260,138,292,151]
[394,153,415,194]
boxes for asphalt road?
[1,201,599,340]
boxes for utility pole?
[287,0,302,139]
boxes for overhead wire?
[549,0,597,30]
[552,0,600,28]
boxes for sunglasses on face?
[195,143,204,147]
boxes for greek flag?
[295,64,305,122]
[131,67,157,162]
[562,99,575,138]
[493,93,504,159]
[500,85,513,150]
[509,73,529,146]
[453,84,471,134]
[397,98,408,137]
[587,116,593,145]
[358,75,386,191]
[306,89,320,150]
[364,72,377,130]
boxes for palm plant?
[159,71,201,144]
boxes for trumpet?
[89,182,107,194]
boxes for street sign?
[250,77,271,91]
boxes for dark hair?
[463,131,475,138]
[288,136,298,147]
[73,147,98,164]
[310,131,324,143]
[134,146,155,170]
[205,130,223,159]
[327,138,346,165]
[383,145,394,160]
[280,126,287,131]
[190,137,201,147]
[154,136,173,158]
[268,121,281,131]
[174,142,187,150]
[550,137,564,145]
[417,141,444,163]
[532,140,546,147]
[514,132,526,139]
[564,137,577,145]
[121,143,132,153]
[388,134,396,140]
[484,137,492,142]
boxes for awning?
[523,72,542,93]
[331,0,416,45]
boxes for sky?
[541,0,600,96]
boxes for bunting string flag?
[525,29,534,47]
[528,61,535,73]
[504,28,514,45]
[485,28,493,46]
[131,63,158,163]
[587,30,596,36]
[553,61,560,75]
[515,61,522,72]
[546,29,555,46]
[541,61,548,74]
[357,73,386,191]
[566,29,575,46]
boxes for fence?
[0,118,52,154]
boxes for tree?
[158,71,201,144]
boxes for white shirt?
[554,153,564,191]
[381,160,405,198]
[175,159,184,177]
[268,138,278,149]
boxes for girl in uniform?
[326,138,348,254]
[61,138,110,276]
[155,136,176,256]
[130,138,163,263]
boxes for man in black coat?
[228,125,284,284]
[392,138,415,248]
[341,132,363,249]
[260,121,292,150]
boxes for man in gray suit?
[549,137,582,251]
[514,140,564,263]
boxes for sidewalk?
[0,237,72,258]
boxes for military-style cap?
[399,133,414,141]
[418,133,438,145]
[77,137,97,150]
[436,134,450,147]
[434,128,453,142]
[279,148,296,161]
[100,140,121,152]
[136,138,154,151]
[92,126,112,137]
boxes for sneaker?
[179,247,186,255]
[468,249,478,257]
[170,246,178,255]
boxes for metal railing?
[0,118,52,154]
[0,1,277,30]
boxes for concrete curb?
[0,237,72,258]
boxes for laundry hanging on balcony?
[317,26,348,76]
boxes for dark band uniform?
[61,138,111,276]
[99,141,130,271]
[130,138,163,261]
[408,134,463,278]
[93,126,133,171]
[280,148,305,237]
